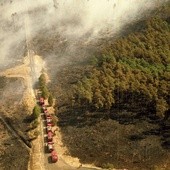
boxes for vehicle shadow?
[48,156,52,164]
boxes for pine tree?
[32,105,41,120]
[48,93,54,106]
[39,73,46,88]
[42,86,49,99]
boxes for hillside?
[0,1,169,170]
[0,76,30,170]
[47,2,170,170]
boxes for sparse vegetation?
[27,129,40,141]
[0,77,30,170]
[51,114,57,126]
[0,76,7,89]
[30,119,39,129]
[102,163,115,169]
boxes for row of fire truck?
[39,97,58,163]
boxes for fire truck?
[39,97,45,105]
[47,142,54,152]
[47,131,53,142]
[51,150,58,163]
[46,123,52,133]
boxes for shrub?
[41,86,49,99]
[39,73,46,87]
[31,119,39,129]
[48,93,53,106]
[32,105,41,120]
[101,163,115,169]
[51,115,57,126]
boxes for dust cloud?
[0,0,168,69]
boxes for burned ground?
[0,119,29,170]
[59,118,169,169]
[0,1,169,170]
[0,76,31,170]
[51,66,170,170]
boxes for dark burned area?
[0,1,169,170]
[51,66,170,170]
[0,119,29,170]
[0,76,30,170]
[45,3,170,169]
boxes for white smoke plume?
[0,0,168,68]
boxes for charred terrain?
[0,1,170,170]
[0,76,31,170]
[46,2,170,170]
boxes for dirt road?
[39,108,105,170]
[23,1,107,169]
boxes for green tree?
[39,73,46,88]
[48,93,54,106]
[73,12,170,117]
[41,86,49,99]
[32,105,41,120]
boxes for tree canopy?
[32,105,41,120]
[73,16,170,117]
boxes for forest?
[73,12,170,118]
[43,2,170,169]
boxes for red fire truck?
[46,123,52,133]
[47,131,53,142]
[51,150,58,163]
[46,115,52,124]
[47,142,54,152]
[39,97,44,105]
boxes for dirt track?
[22,1,107,168]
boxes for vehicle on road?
[46,123,52,133]
[46,115,52,119]
[46,115,52,124]
[47,131,53,142]
[44,110,49,119]
[51,150,58,163]
[47,142,54,152]
[39,97,45,105]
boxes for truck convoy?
[39,97,58,163]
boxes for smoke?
[49,0,168,38]
[0,0,168,69]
